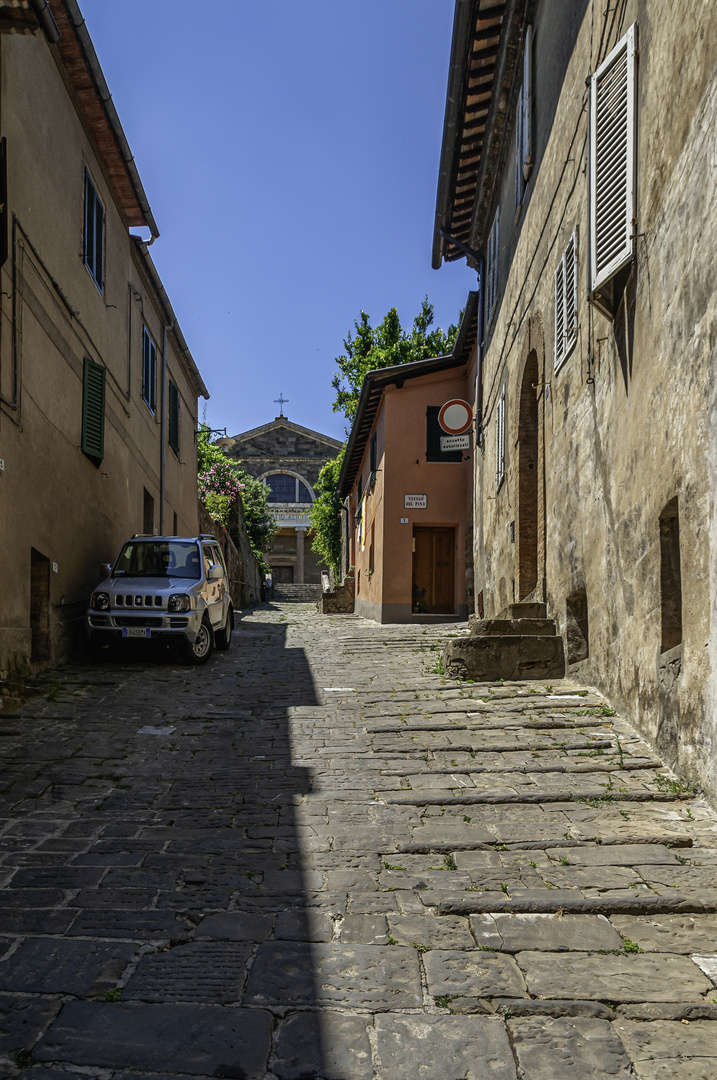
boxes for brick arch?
[514,316,546,602]
[256,469,316,502]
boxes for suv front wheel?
[182,614,214,665]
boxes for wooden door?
[273,565,294,584]
[412,527,455,614]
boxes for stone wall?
[320,575,355,615]
[455,0,717,797]
[198,502,262,610]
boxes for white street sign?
[440,434,470,452]
[404,494,427,509]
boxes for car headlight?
[168,594,191,613]
[92,591,110,611]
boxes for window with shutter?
[168,380,180,455]
[83,170,104,293]
[515,27,533,211]
[81,357,105,464]
[496,383,506,491]
[515,95,524,210]
[554,229,578,371]
[522,26,533,181]
[590,24,637,316]
[486,206,500,326]
[426,406,462,463]
[142,327,157,414]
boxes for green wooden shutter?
[426,406,462,463]
[82,357,105,463]
[168,380,180,455]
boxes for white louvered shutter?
[522,25,533,180]
[515,92,524,209]
[554,258,565,370]
[486,206,500,323]
[590,24,637,294]
[564,229,578,357]
[555,230,579,371]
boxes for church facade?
[224,417,342,584]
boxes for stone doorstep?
[443,633,566,683]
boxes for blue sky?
[80,0,476,442]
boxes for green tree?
[309,447,346,578]
[331,297,460,426]
[312,299,460,579]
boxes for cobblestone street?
[1,602,717,1079]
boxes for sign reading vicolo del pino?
[404,494,427,509]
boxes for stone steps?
[446,601,565,681]
[272,583,322,602]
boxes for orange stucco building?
[339,298,477,623]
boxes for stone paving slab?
[0,997,62,1063]
[469,912,625,952]
[423,949,526,998]
[274,1011,373,1080]
[244,941,423,1008]
[508,1016,633,1078]
[123,942,253,1003]
[374,1014,517,1079]
[33,1001,272,1076]
[0,938,136,996]
[517,950,715,1002]
[613,1018,717,1079]
[1,604,717,1078]
[610,914,717,953]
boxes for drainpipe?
[472,256,485,619]
[476,255,485,435]
[159,324,170,535]
[29,0,60,43]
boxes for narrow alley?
[1,602,716,1079]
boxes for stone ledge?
[438,896,717,917]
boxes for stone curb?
[386,790,690,806]
[399,834,693,853]
[438,896,716,916]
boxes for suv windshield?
[113,541,201,579]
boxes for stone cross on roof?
[274,394,289,417]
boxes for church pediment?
[229,417,342,459]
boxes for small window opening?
[143,488,155,535]
[659,497,682,653]
[172,511,178,536]
[369,519,375,575]
[566,587,589,664]
[30,548,51,663]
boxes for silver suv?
[86,534,233,665]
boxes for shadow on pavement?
[0,612,327,1079]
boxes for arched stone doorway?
[517,351,539,600]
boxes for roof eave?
[432,0,478,269]
[132,238,209,400]
[338,347,475,499]
[48,0,159,237]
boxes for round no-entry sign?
[438,398,473,435]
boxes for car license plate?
[122,627,151,639]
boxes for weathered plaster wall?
[0,33,203,673]
[352,370,471,623]
[472,0,717,795]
